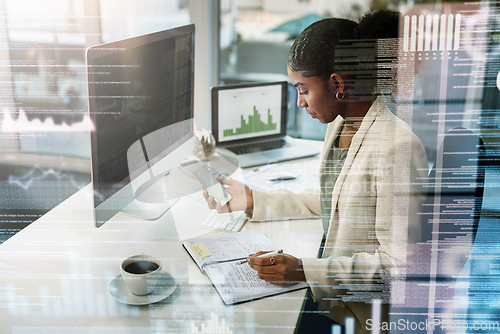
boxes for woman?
[205,12,428,334]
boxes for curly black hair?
[287,18,358,79]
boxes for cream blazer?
[250,97,428,333]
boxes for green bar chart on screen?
[223,106,277,137]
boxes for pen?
[236,249,283,265]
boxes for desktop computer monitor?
[86,24,195,228]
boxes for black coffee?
[124,261,159,274]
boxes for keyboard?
[226,139,286,155]
[200,211,248,232]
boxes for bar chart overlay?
[223,106,277,137]
[217,84,282,142]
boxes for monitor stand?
[120,197,181,241]
[119,174,182,241]
[120,170,180,220]
[120,197,179,220]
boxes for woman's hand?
[203,178,253,213]
[247,251,306,286]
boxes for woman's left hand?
[247,251,306,286]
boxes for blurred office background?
[0,0,498,235]
[0,0,498,233]
[0,0,384,241]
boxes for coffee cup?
[120,254,162,295]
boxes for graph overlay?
[218,84,282,142]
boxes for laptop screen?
[211,81,288,145]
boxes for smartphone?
[190,161,232,206]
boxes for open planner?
[183,229,308,305]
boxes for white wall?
[188,0,219,130]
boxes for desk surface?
[0,140,324,333]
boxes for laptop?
[211,81,319,168]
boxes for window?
[0,0,190,242]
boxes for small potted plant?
[193,129,216,159]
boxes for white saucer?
[108,271,177,305]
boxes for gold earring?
[336,91,344,100]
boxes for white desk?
[0,140,324,333]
